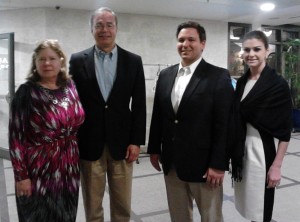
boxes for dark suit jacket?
[69,45,146,161]
[147,59,234,182]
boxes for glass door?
[0,33,14,159]
[228,23,251,78]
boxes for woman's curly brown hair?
[27,39,69,87]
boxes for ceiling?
[1,0,300,27]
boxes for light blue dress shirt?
[94,46,118,101]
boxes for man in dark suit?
[69,7,146,222]
[147,21,234,222]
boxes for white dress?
[234,79,266,221]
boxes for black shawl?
[230,65,293,181]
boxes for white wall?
[1,8,229,145]
[1,8,228,83]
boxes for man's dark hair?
[176,21,206,41]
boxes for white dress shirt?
[171,57,202,112]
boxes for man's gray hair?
[90,7,118,29]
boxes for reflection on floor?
[1,134,300,222]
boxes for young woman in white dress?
[231,30,292,222]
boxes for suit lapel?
[164,65,179,116]
[83,47,96,79]
[83,47,105,103]
[107,45,122,102]
[177,60,207,113]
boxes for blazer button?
[105,105,109,109]
[174,120,179,124]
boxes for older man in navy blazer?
[69,7,146,222]
[148,21,234,222]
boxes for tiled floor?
[1,134,300,222]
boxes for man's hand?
[203,168,224,188]
[150,154,162,171]
[126,144,140,163]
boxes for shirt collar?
[95,45,117,59]
[178,57,202,75]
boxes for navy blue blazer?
[147,59,234,182]
[69,45,146,161]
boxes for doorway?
[0,32,14,159]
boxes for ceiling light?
[260,3,275,11]
[263,30,273,37]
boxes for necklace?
[41,86,70,110]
